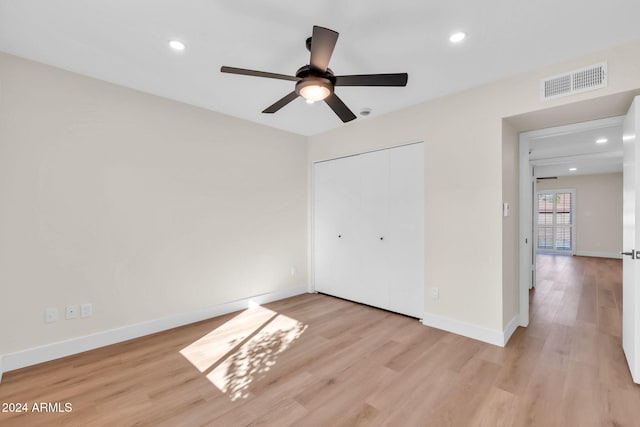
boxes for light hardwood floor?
[1,255,639,426]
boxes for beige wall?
[537,173,623,257]
[0,53,308,355]
[309,40,640,333]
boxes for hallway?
[517,254,632,425]
[532,254,621,337]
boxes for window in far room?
[537,190,575,253]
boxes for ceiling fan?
[221,25,408,123]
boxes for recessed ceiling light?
[360,108,372,116]
[169,40,185,51]
[596,138,608,144]
[569,167,577,172]
[449,32,466,43]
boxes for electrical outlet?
[290,267,296,276]
[45,307,58,323]
[65,305,78,320]
[431,287,439,300]
[81,303,92,318]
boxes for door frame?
[518,116,624,326]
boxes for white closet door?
[386,143,424,317]
[313,156,361,300]
[314,143,424,319]
[357,149,390,310]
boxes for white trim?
[521,116,624,140]
[0,355,3,384]
[1,286,308,373]
[422,312,508,347]
[576,251,622,259]
[519,135,533,325]
[503,315,520,345]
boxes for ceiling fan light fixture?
[300,84,330,101]
[221,26,408,123]
[296,78,332,102]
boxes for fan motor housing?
[295,65,336,83]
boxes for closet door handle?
[379,237,384,241]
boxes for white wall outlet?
[80,303,92,318]
[290,267,296,276]
[431,287,439,300]
[45,307,58,323]
[65,305,78,320]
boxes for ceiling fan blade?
[309,26,339,72]
[325,93,356,123]
[335,73,408,87]
[221,66,299,81]
[262,91,299,114]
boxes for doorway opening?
[518,115,625,324]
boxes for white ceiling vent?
[541,62,607,100]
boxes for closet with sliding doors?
[313,142,424,318]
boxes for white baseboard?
[421,313,519,347]
[519,312,529,328]
[575,251,622,259]
[421,312,510,347]
[1,286,308,374]
[503,315,519,346]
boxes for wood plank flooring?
[1,254,639,426]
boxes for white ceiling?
[529,116,624,177]
[1,0,640,136]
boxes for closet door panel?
[357,149,390,310]
[313,156,362,300]
[313,160,339,296]
[333,155,364,302]
[387,143,424,317]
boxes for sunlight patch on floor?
[180,305,277,372]
[180,304,306,400]
[207,312,306,400]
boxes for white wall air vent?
[541,62,607,100]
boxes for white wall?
[0,53,308,358]
[537,173,622,257]
[309,40,640,340]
